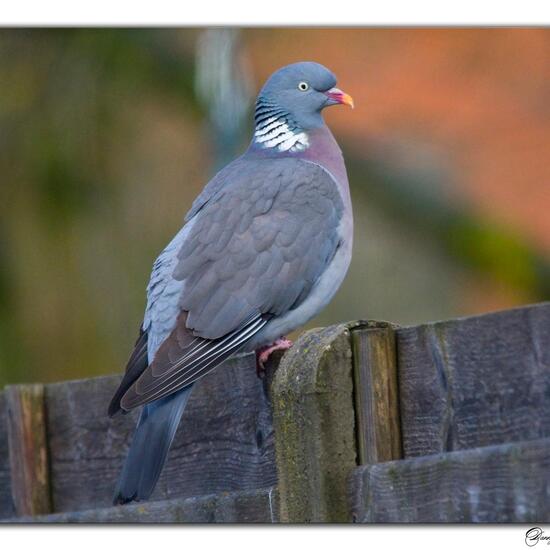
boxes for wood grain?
[5,384,51,516]
[351,322,402,464]
[44,353,277,512]
[350,437,550,523]
[396,302,550,457]
[2,486,279,523]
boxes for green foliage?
[447,219,548,296]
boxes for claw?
[255,337,293,377]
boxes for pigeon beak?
[324,87,354,109]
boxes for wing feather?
[119,312,267,410]
[108,327,149,416]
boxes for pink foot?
[255,337,293,377]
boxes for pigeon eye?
[298,82,309,91]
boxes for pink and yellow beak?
[324,87,354,109]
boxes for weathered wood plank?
[271,323,357,523]
[45,353,277,513]
[5,384,51,516]
[396,302,550,457]
[2,486,279,523]
[0,393,15,519]
[351,322,402,464]
[350,437,550,523]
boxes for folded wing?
[112,157,344,412]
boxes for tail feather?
[113,385,194,505]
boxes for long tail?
[113,385,194,505]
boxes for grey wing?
[176,157,345,339]
[119,157,344,410]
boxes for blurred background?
[0,28,549,386]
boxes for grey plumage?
[110,61,354,504]
[176,158,343,339]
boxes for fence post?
[5,384,52,516]
[270,324,357,523]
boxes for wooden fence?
[0,302,549,523]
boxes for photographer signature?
[526,528,550,547]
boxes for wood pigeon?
[109,61,354,504]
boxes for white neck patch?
[254,115,309,153]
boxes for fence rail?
[350,437,550,523]
[0,301,549,523]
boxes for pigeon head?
[253,62,353,153]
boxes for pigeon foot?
[255,337,293,377]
